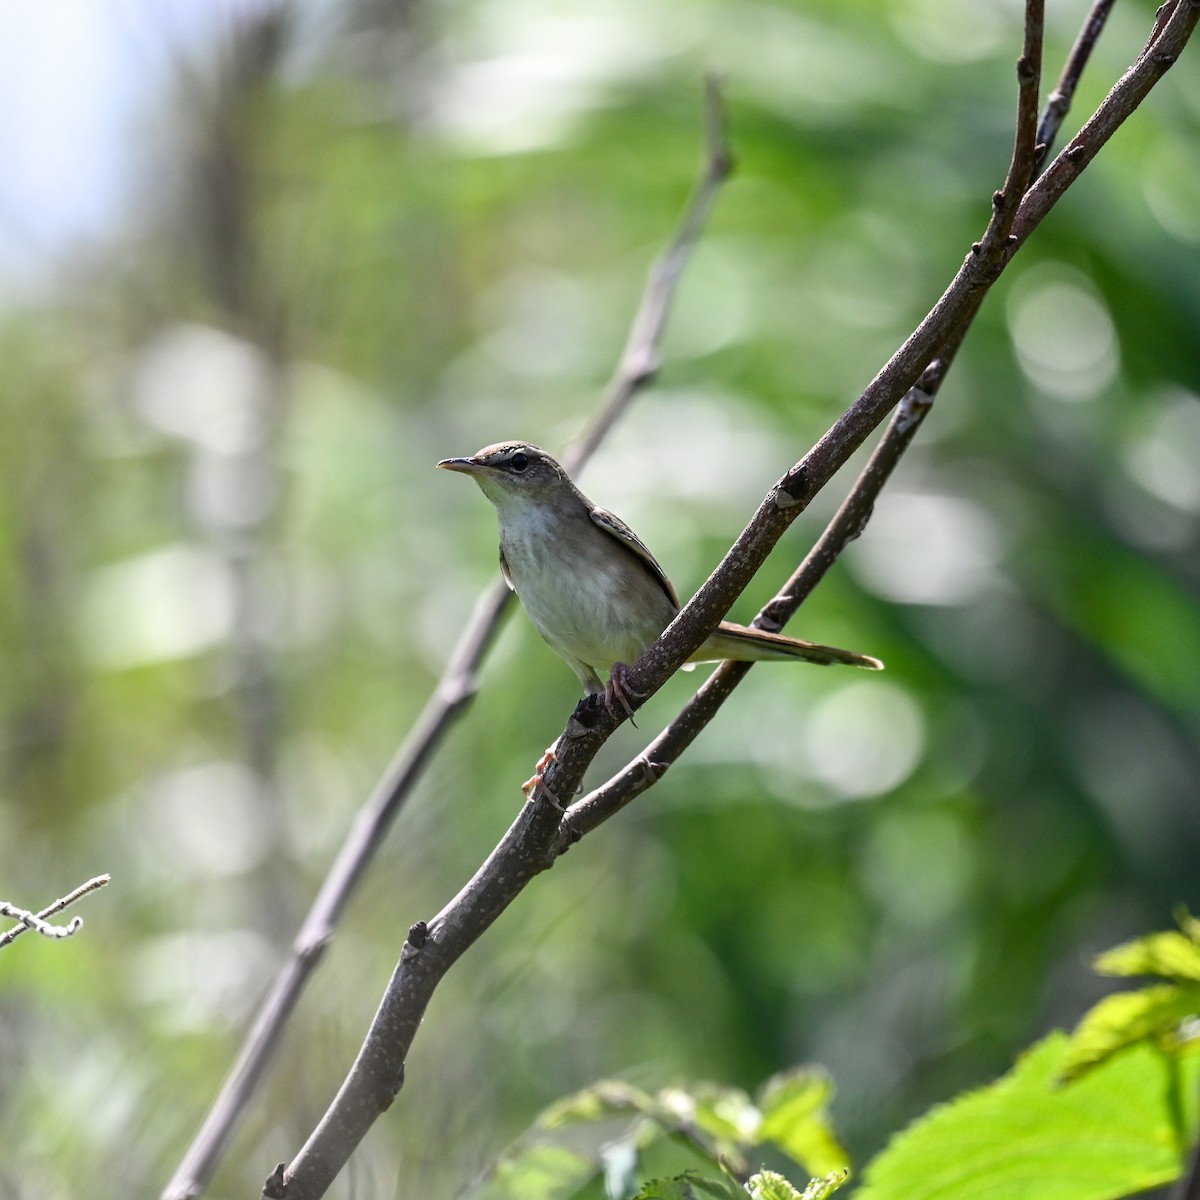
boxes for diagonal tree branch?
[570,74,733,468]
[161,80,732,1200]
[266,5,1200,1196]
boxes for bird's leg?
[522,746,566,811]
[603,662,647,723]
[567,664,647,734]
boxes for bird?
[437,441,882,718]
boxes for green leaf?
[539,1079,755,1165]
[746,1168,848,1200]
[756,1068,850,1177]
[1061,984,1200,1082]
[746,1169,805,1200]
[855,1033,1200,1200]
[633,1170,743,1200]
[688,1083,762,1158]
[799,1171,850,1200]
[1096,931,1200,984]
[538,1080,662,1130]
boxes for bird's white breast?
[498,505,669,678]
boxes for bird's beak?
[437,456,485,475]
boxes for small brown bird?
[438,441,882,714]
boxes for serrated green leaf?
[1061,984,1200,1082]
[855,1033,1200,1200]
[633,1169,743,1200]
[746,1168,804,1200]
[744,1169,848,1200]
[1096,931,1200,983]
[756,1069,850,1178]
[798,1170,849,1200]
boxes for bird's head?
[437,441,569,511]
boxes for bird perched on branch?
[438,441,882,716]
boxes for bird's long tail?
[693,622,883,670]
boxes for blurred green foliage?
[459,1070,847,1200]
[1,1,1198,1198]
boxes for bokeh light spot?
[805,681,925,800]
[1007,266,1118,401]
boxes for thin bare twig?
[995,0,1044,231]
[569,73,733,466]
[271,8,1199,1197]
[1013,0,1199,242]
[0,875,111,949]
[1033,0,1116,177]
[160,81,732,1200]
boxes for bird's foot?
[567,667,647,733]
[522,773,564,812]
[604,662,647,723]
[523,749,565,811]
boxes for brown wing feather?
[588,506,680,610]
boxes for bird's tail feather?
[693,622,883,670]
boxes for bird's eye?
[510,452,529,472]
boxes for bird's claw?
[522,772,565,811]
[603,662,646,724]
[523,749,564,811]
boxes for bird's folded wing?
[588,506,680,609]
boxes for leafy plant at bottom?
[460,1069,849,1200]
[855,914,1200,1200]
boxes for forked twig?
[0,875,111,949]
